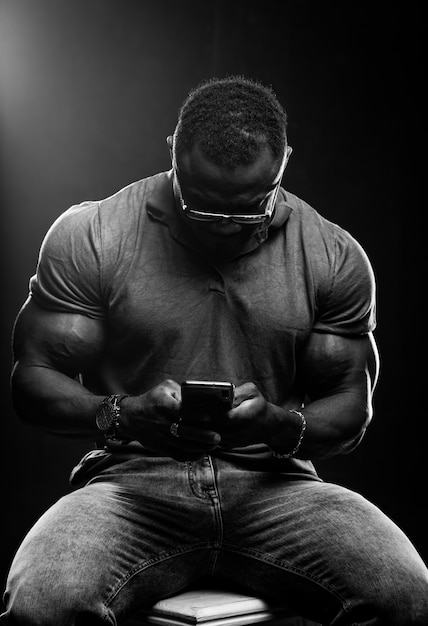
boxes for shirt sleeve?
[313,226,377,336]
[29,202,105,319]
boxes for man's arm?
[219,331,379,460]
[11,297,221,458]
[279,331,380,459]
[11,297,108,438]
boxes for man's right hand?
[120,379,222,461]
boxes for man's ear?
[166,135,173,157]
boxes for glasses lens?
[231,215,267,224]
[175,168,277,224]
[185,211,224,222]
[186,210,267,224]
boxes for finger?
[158,379,182,402]
[232,382,259,406]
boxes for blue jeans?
[2,454,428,625]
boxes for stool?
[131,589,321,625]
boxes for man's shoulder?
[98,171,168,216]
[53,171,169,234]
[284,190,335,227]
[282,189,349,244]
[280,190,376,335]
[280,189,372,279]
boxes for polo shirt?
[30,170,376,478]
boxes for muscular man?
[3,76,427,625]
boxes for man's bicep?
[12,297,107,377]
[298,331,379,401]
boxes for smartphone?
[181,380,235,417]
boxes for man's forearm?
[11,362,104,439]
[272,391,371,460]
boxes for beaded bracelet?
[270,409,307,459]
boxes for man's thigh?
[215,467,428,624]
[3,459,219,624]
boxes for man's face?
[173,142,284,259]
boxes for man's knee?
[354,563,428,626]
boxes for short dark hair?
[174,76,288,168]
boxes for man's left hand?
[216,382,274,448]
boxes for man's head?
[173,75,288,168]
[168,76,291,258]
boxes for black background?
[0,0,424,600]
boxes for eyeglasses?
[172,148,290,225]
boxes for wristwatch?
[95,394,130,442]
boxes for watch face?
[96,401,114,433]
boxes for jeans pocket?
[69,448,112,487]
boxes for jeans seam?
[103,542,213,607]
[207,455,224,575]
[221,541,349,610]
